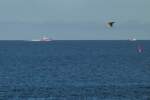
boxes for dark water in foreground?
[0,40,150,100]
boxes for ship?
[31,36,53,42]
[128,38,136,41]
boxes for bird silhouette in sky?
[107,21,115,28]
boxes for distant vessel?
[128,38,136,41]
[40,36,52,41]
[31,39,40,41]
[32,36,53,42]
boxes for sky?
[0,0,150,40]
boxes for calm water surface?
[0,40,150,100]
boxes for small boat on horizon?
[31,36,53,42]
[40,36,52,41]
[128,38,136,41]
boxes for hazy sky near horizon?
[0,0,150,40]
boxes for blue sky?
[0,0,149,40]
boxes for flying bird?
[107,21,115,28]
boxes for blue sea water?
[0,40,150,100]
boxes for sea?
[0,40,150,100]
